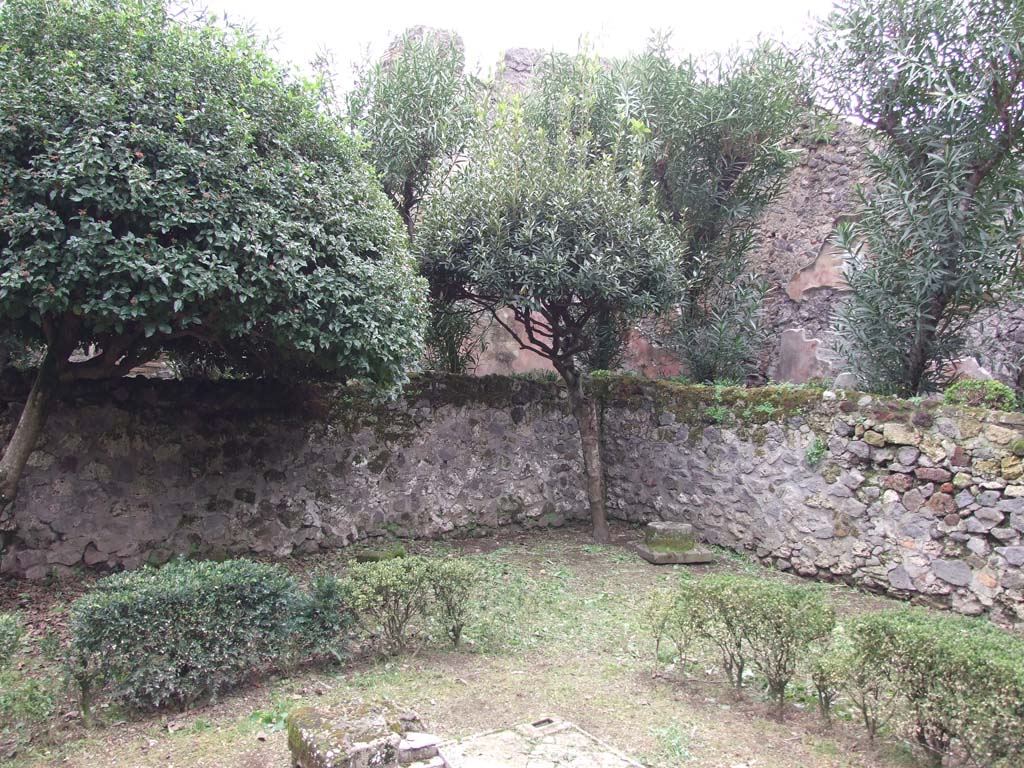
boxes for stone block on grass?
[287,704,443,768]
[633,522,715,565]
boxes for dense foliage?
[418,91,682,539]
[839,609,1024,767]
[622,42,807,382]
[346,27,483,373]
[339,555,433,652]
[514,46,805,382]
[0,0,425,385]
[650,574,834,711]
[338,553,497,652]
[347,28,477,234]
[69,559,303,713]
[648,576,1024,764]
[818,0,1024,395]
[943,378,1019,411]
[0,0,426,524]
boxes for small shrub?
[69,559,301,713]
[677,575,752,691]
[943,379,1018,411]
[0,611,25,668]
[805,437,827,469]
[643,587,690,670]
[846,608,1024,767]
[425,558,478,648]
[340,555,432,652]
[742,581,835,715]
[668,575,835,714]
[294,573,354,662]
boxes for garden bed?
[0,524,1001,767]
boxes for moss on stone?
[821,462,842,484]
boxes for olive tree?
[817,0,1024,395]
[418,102,682,541]
[0,0,427,530]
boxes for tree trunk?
[906,289,952,395]
[556,364,610,543]
[0,344,61,535]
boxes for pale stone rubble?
[288,711,641,768]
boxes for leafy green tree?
[347,27,483,373]
[463,46,802,381]
[0,0,426,529]
[418,101,682,541]
[346,27,477,237]
[623,40,807,382]
[818,0,1024,395]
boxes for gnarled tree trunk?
[555,363,610,543]
[0,345,61,536]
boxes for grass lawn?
[2,524,928,767]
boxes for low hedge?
[843,608,1024,768]
[338,553,494,652]
[651,574,835,711]
[69,559,303,713]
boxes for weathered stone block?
[883,423,921,446]
[634,522,714,565]
[915,467,951,483]
[644,521,696,551]
[933,559,973,587]
[985,424,1018,445]
[287,705,430,768]
[863,430,885,447]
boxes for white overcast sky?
[206,0,839,83]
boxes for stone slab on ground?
[632,542,716,564]
[287,702,439,768]
[633,521,715,565]
[441,717,642,768]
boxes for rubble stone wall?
[3,375,1023,622]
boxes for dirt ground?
[3,524,925,768]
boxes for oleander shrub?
[69,559,301,713]
[846,608,1024,767]
[0,611,25,668]
[339,555,432,652]
[943,379,1018,411]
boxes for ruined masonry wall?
[3,375,1023,622]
